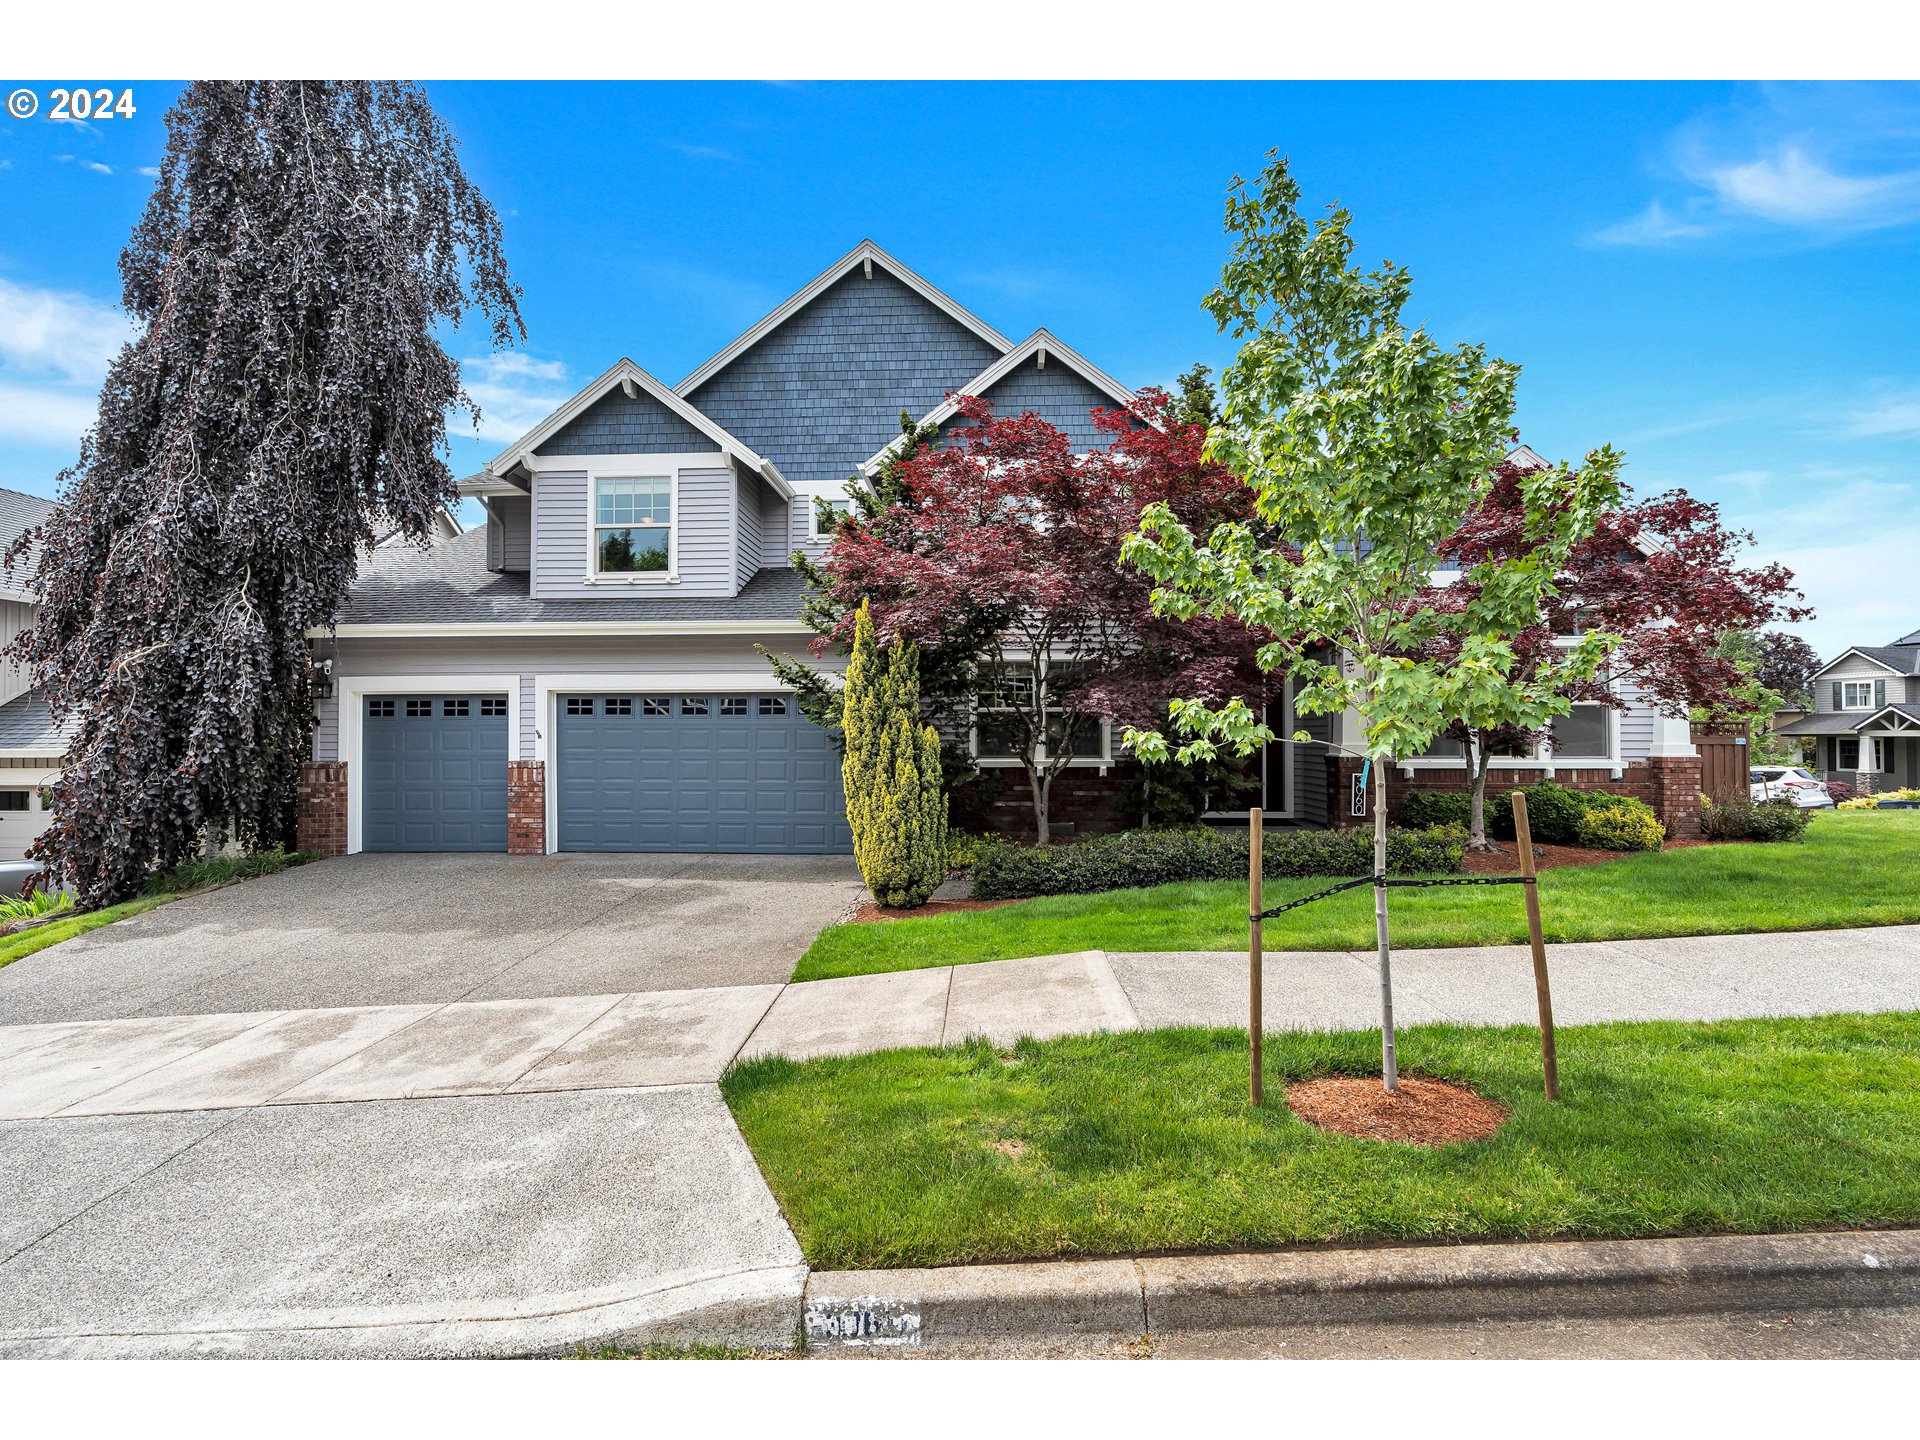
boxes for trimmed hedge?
[1399,782,1657,845]
[1701,796,1815,843]
[971,824,1464,901]
[1578,803,1665,852]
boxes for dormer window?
[594,476,672,576]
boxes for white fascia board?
[0,749,64,761]
[860,328,1139,473]
[320,619,811,638]
[674,239,1014,397]
[1811,647,1906,680]
[485,358,773,479]
[0,586,36,605]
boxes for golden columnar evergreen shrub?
[842,603,948,908]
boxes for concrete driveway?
[0,852,864,1025]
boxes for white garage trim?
[531,672,798,855]
[339,674,522,856]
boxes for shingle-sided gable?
[684,264,1005,488]
[937,352,1129,452]
[535,386,720,457]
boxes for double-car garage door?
[360,690,850,854]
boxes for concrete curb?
[803,1230,1920,1354]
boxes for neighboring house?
[0,488,73,861]
[300,240,1702,858]
[1773,631,1920,793]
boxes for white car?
[1750,766,1834,807]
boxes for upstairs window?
[810,495,853,540]
[1841,681,1875,710]
[594,476,671,576]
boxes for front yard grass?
[0,848,312,972]
[795,810,1920,981]
[722,1012,1920,1271]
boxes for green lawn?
[795,810,1920,981]
[0,894,177,970]
[722,1013,1920,1270]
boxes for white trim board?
[337,674,523,856]
[486,359,792,499]
[675,239,1013,397]
[323,620,810,638]
[861,327,1138,473]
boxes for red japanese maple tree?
[811,392,1270,841]
[1420,460,1811,846]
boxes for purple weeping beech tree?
[7,81,522,906]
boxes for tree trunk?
[1469,735,1496,851]
[1373,758,1399,1092]
[1027,765,1051,845]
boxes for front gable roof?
[485,358,791,498]
[861,329,1137,472]
[1852,702,1920,732]
[674,240,1013,398]
[1811,644,1920,681]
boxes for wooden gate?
[1691,722,1751,804]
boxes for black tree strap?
[1252,872,1533,922]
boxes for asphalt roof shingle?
[337,528,812,626]
[0,689,73,752]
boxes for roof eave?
[674,240,1014,398]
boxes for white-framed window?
[971,663,1109,766]
[809,493,853,540]
[1546,703,1611,760]
[1836,735,1893,771]
[592,475,672,577]
[1841,680,1875,710]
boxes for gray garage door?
[362,694,510,852]
[555,692,851,853]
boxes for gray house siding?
[685,263,1004,491]
[1615,676,1656,760]
[531,467,738,600]
[312,633,837,763]
[1292,710,1334,826]
[735,472,764,589]
[1818,654,1908,713]
[939,353,1126,452]
[486,495,531,573]
[536,388,720,457]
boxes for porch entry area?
[1815,726,1920,793]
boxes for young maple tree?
[800,392,1270,842]
[10,82,521,905]
[1420,462,1811,847]
[1123,152,1621,1092]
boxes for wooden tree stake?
[1249,806,1264,1105]
[1510,791,1560,1100]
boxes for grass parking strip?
[722,1012,1920,1271]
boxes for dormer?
[474,359,791,601]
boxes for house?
[0,488,74,860]
[1773,631,1920,792]
[300,240,1703,857]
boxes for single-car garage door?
[555,692,851,853]
[362,694,510,852]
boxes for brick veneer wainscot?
[507,759,546,855]
[296,761,348,859]
[1324,755,1704,839]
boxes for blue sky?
[1,79,1916,658]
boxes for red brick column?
[508,760,546,855]
[297,762,348,858]
[1330,755,1370,828]
[1646,756,1703,838]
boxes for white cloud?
[1840,387,1920,440]
[0,380,101,444]
[455,352,572,444]
[137,166,160,178]
[1767,525,1920,660]
[1596,86,1920,246]
[0,276,133,382]
[664,141,739,163]
[0,276,130,445]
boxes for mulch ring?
[1461,836,1724,874]
[1285,1075,1510,1146]
[853,897,1021,924]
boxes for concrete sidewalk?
[3,926,1917,1120]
